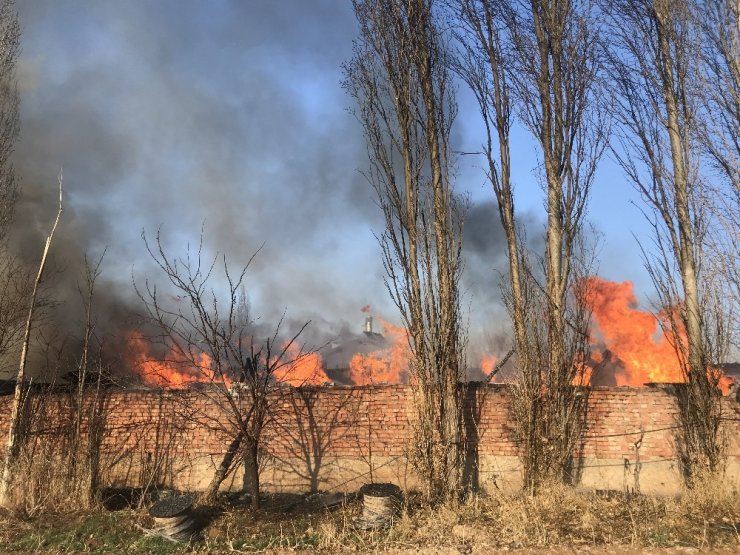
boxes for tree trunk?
[199,431,244,505]
[243,438,260,510]
[652,1,721,473]
[0,178,62,507]
[655,6,706,381]
[414,0,462,502]
[347,0,465,504]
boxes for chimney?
[364,316,373,334]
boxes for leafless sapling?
[0,176,63,507]
[137,231,318,508]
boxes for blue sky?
[12,1,656,358]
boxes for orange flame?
[127,333,329,389]
[481,354,498,382]
[573,352,594,387]
[272,342,330,387]
[584,277,734,394]
[127,331,223,388]
[349,319,410,385]
[715,371,735,396]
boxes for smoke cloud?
[3,1,532,378]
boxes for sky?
[9,0,657,367]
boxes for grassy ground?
[0,484,738,553]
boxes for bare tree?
[697,0,739,348]
[451,0,535,490]
[345,0,467,502]
[511,0,605,492]
[67,251,108,508]
[0,0,19,243]
[137,231,318,508]
[0,5,24,503]
[452,0,604,491]
[0,177,63,507]
[452,0,528,383]
[604,0,727,476]
[0,0,22,376]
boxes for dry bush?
[4,442,78,517]
[481,483,738,548]
[2,388,108,516]
[479,483,646,546]
[671,469,740,517]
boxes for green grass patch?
[0,511,187,554]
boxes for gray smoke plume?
[3,1,533,379]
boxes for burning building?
[322,315,410,385]
[108,278,736,394]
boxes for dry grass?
[3,434,100,517]
[315,483,739,551]
[5,447,77,517]
[0,484,738,553]
[2,388,109,517]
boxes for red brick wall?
[1,384,738,493]
[583,388,678,459]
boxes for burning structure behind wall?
[583,277,734,394]
[118,279,734,395]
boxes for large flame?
[585,277,680,385]
[349,318,410,385]
[127,331,222,388]
[272,342,330,387]
[127,333,329,389]
[584,277,734,394]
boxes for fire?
[349,318,410,385]
[584,277,734,394]
[585,277,687,384]
[272,342,330,387]
[127,333,329,389]
[573,352,594,387]
[127,331,222,388]
[481,354,498,382]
